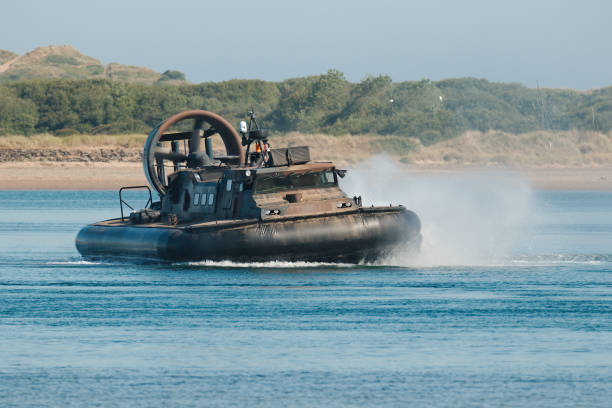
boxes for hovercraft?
[76,110,421,263]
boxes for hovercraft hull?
[76,207,420,263]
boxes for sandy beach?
[2,129,612,191]
[2,161,612,191]
[0,162,147,190]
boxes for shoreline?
[1,161,612,191]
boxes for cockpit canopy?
[254,170,336,194]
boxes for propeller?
[143,110,245,196]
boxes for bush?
[44,55,80,65]
[0,75,610,141]
[54,128,79,136]
[158,70,186,81]
[420,130,442,146]
[0,89,39,135]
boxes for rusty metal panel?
[269,148,288,166]
[287,146,310,164]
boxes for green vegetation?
[86,65,104,75]
[0,71,611,147]
[44,55,80,66]
[158,70,186,82]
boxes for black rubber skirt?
[76,207,421,263]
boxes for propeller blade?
[158,128,217,142]
[190,119,205,153]
[159,131,192,142]
[154,150,188,162]
[203,128,217,137]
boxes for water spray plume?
[341,156,533,266]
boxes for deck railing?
[119,185,152,222]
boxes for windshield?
[255,171,336,194]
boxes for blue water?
[1,190,611,407]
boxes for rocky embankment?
[0,148,142,162]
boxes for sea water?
[0,187,611,407]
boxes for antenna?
[240,109,270,166]
[246,80,251,117]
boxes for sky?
[2,0,611,89]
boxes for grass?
[2,130,612,167]
[44,55,80,66]
[408,129,612,167]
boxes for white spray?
[341,156,533,266]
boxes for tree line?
[1,70,610,145]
